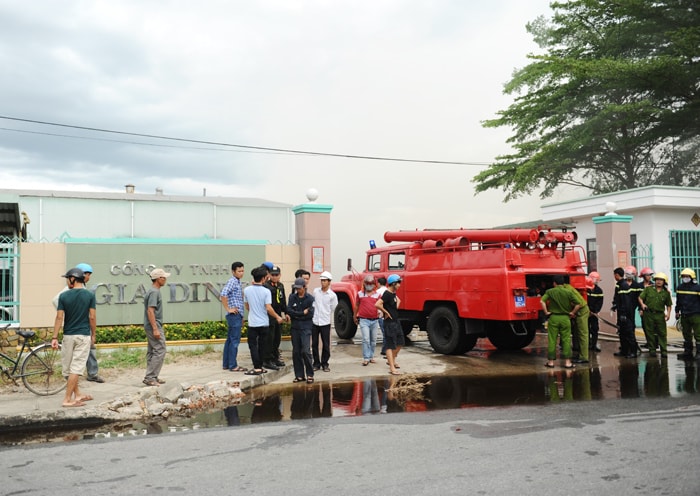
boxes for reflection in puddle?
[2,360,699,446]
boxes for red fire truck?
[332,227,587,355]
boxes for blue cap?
[76,263,93,273]
[262,261,274,270]
[387,274,402,285]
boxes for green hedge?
[95,321,291,344]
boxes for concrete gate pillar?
[292,190,333,289]
[593,203,632,330]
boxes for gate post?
[593,203,633,329]
[292,189,333,289]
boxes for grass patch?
[98,345,219,369]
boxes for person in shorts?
[51,268,96,407]
[376,274,403,375]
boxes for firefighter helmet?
[640,267,654,276]
[585,276,595,290]
[681,268,696,279]
[653,272,668,283]
[624,265,637,278]
[588,271,601,283]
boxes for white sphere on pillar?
[604,201,617,216]
[306,188,319,202]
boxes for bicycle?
[0,324,66,395]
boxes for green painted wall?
[66,243,265,325]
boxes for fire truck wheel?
[427,306,466,355]
[334,300,357,340]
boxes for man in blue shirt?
[220,261,246,372]
[244,265,284,375]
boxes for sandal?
[544,362,555,368]
[245,369,263,376]
[362,361,369,366]
[564,363,575,369]
[230,366,247,372]
[293,377,305,383]
[306,377,314,383]
[143,379,159,386]
[369,359,376,363]
[389,370,402,375]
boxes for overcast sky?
[0,0,579,274]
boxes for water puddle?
[2,359,699,447]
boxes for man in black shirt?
[263,265,287,370]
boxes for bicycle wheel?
[21,343,66,395]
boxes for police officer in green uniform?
[638,272,673,358]
[541,275,582,369]
[564,282,590,364]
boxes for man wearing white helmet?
[675,268,700,360]
[638,272,672,358]
[311,271,337,372]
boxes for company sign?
[67,243,265,326]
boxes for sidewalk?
[0,334,448,429]
[0,326,687,430]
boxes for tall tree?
[475,0,700,200]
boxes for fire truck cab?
[332,227,587,355]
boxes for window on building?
[586,238,597,272]
[0,237,19,323]
[670,230,700,291]
[630,233,654,276]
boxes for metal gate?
[631,243,654,274]
[0,236,19,323]
[670,230,700,291]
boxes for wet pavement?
[2,327,698,447]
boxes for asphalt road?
[2,328,699,495]
[3,394,699,496]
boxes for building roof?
[541,185,700,221]
[0,188,292,209]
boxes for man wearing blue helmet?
[76,263,105,383]
[376,274,403,375]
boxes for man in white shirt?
[312,271,337,372]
